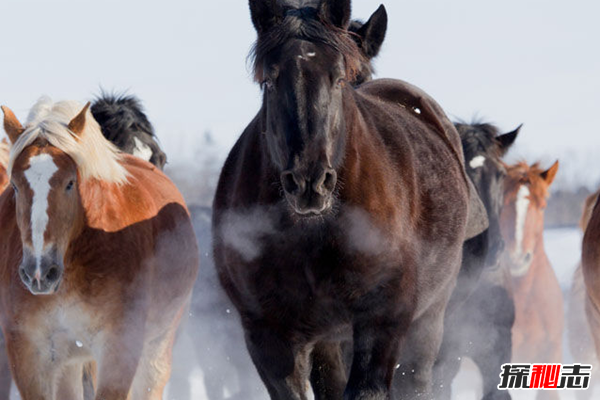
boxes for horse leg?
[244,326,312,400]
[468,284,514,400]
[5,333,55,399]
[310,341,347,400]
[345,314,410,400]
[83,362,97,400]
[0,332,12,400]
[95,328,144,400]
[131,326,179,400]
[393,305,447,400]
[431,316,464,400]
[56,364,84,400]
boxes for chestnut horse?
[569,190,599,400]
[213,0,487,399]
[0,93,168,399]
[0,99,198,399]
[582,189,600,370]
[500,161,562,400]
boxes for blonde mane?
[0,138,9,170]
[8,97,128,184]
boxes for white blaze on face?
[132,137,153,162]
[24,154,59,275]
[514,185,530,256]
[469,155,486,169]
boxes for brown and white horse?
[569,190,599,400]
[500,161,562,399]
[0,99,199,399]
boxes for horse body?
[214,63,476,398]
[501,161,562,400]
[0,100,198,399]
[582,191,600,370]
[568,191,599,400]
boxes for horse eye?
[262,78,274,91]
[11,182,18,193]
[65,180,74,191]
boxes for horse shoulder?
[80,156,188,233]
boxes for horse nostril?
[19,266,31,284]
[281,171,300,195]
[524,252,533,264]
[45,265,60,283]
[322,169,337,192]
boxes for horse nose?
[19,261,62,294]
[280,168,337,197]
[313,168,337,196]
[281,171,305,196]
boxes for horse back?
[355,79,487,239]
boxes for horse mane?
[8,97,128,184]
[250,5,365,83]
[91,93,156,139]
[505,161,551,207]
[0,138,9,170]
[454,121,502,159]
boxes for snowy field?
[7,228,595,399]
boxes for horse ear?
[249,0,282,34]
[540,160,559,186]
[497,123,522,155]
[68,102,91,138]
[1,106,25,144]
[353,5,387,59]
[319,0,351,29]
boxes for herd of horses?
[0,0,597,399]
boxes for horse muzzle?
[281,168,336,217]
[506,251,533,277]
[19,251,64,295]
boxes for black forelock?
[91,92,167,169]
[454,121,502,160]
[91,92,156,141]
[250,4,364,83]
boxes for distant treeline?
[546,186,594,229]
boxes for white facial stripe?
[469,155,486,169]
[132,137,153,162]
[515,185,530,256]
[24,154,59,273]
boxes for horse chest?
[27,300,103,364]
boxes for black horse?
[213,1,486,399]
[91,93,167,169]
[170,6,390,400]
[432,122,520,400]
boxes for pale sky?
[1,0,599,186]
